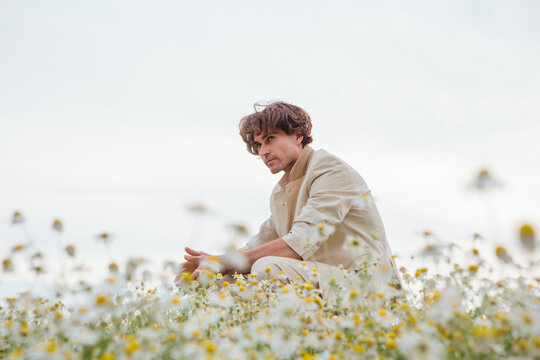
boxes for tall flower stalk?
[52,218,66,285]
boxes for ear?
[295,132,303,145]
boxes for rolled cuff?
[281,222,322,260]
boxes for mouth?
[266,158,277,166]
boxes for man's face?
[254,129,303,174]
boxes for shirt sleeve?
[281,156,367,260]
[239,215,278,251]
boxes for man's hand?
[174,246,254,283]
[174,247,211,282]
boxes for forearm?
[242,238,301,269]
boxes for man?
[175,102,401,292]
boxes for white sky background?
[1,0,539,284]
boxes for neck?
[281,145,310,185]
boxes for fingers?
[185,246,211,256]
[185,247,203,256]
[175,250,211,283]
[174,261,197,282]
[178,260,192,269]
[178,263,191,273]
[184,254,203,262]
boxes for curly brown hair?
[239,101,313,155]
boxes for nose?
[258,143,269,158]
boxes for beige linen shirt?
[244,145,398,273]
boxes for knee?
[251,256,282,280]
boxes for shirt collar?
[278,145,314,187]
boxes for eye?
[266,136,274,142]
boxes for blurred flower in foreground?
[72,263,90,273]
[468,168,502,191]
[11,210,25,225]
[31,251,45,274]
[65,244,76,257]
[227,223,249,237]
[472,232,483,243]
[495,246,513,264]
[222,246,248,271]
[199,256,223,274]
[11,244,25,253]
[2,258,14,272]
[142,270,152,281]
[162,260,176,273]
[344,235,361,250]
[419,230,438,245]
[188,202,207,213]
[125,257,147,281]
[317,222,335,238]
[397,328,444,359]
[343,235,371,260]
[96,232,112,244]
[109,262,119,274]
[52,219,63,232]
[1,238,540,359]
[519,224,536,251]
[353,191,374,210]
[419,243,444,259]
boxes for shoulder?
[310,149,352,173]
[308,149,368,187]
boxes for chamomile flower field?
[2,0,540,358]
[1,208,539,360]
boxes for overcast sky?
[1,0,539,282]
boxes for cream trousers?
[223,256,364,298]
